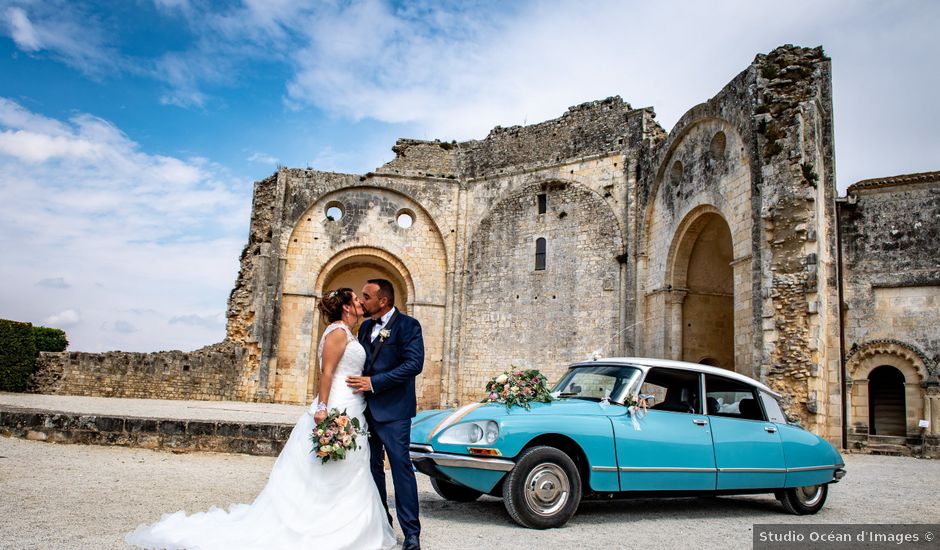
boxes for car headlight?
[437,420,499,445]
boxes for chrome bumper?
[410,444,515,472]
[833,467,846,482]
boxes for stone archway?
[846,339,930,439]
[308,249,415,403]
[665,207,735,370]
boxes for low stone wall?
[0,405,290,456]
[30,342,245,401]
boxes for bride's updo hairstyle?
[318,287,354,322]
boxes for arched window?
[535,238,546,270]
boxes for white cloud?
[5,6,41,50]
[44,309,81,328]
[0,1,120,77]
[0,98,250,352]
[273,0,940,189]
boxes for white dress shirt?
[370,307,397,342]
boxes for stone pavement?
[0,392,307,456]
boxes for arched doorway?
[669,211,734,370]
[868,365,907,436]
[308,252,413,402]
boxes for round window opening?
[396,211,414,229]
[325,204,344,222]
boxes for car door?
[705,374,786,490]
[612,367,716,491]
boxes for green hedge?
[32,325,68,352]
[0,319,38,392]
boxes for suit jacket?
[358,312,425,422]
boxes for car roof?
[568,356,781,398]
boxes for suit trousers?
[367,413,421,538]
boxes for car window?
[759,391,787,423]
[551,365,642,403]
[564,373,615,399]
[640,368,701,414]
[704,374,764,421]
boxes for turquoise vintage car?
[410,358,845,528]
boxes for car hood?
[410,399,626,444]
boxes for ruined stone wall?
[274,175,453,405]
[633,45,839,438]
[456,178,624,403]
[748,46,839,437]
[30,343,242,400]
[456,97,644,178]
[378,139,458,178]
[841,174,940,373]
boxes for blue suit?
[358,311,424,539]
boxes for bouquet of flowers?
[481,367,553,410]
[310,408,367,464]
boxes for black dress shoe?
[402,534,421,550]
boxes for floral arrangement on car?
[481,368,554,410]
[310,408,368,463]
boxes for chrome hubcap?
[795,485,823,506]
[524,463,570,516]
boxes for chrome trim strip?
[787,464,840,472]
[618,467,717,473]
[596,465,843,474]
[410,450,515,472]
[410,444,433,453]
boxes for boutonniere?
[378,329,391,341]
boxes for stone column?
[667,289,688,361]
[925,376,940,436]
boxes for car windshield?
[551,365,643,404]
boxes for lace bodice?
[314,323,366,411]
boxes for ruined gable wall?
[230,167,460,403]
[445,99,651,403]
[841,175,940,366]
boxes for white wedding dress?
[126,323,396,550]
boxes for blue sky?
[1,0,938,352]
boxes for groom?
[347,278,424,550]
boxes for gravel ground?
[2,436,938,550]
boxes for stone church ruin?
[31,45,940,456]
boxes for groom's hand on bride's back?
[346,375,373,393]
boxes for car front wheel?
[430,478,483,502]
[502,446,582,529]
[777,483,828,515]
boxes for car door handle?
[692,419,708,426]
[764,425,777,433]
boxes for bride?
[126,288,396,550]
